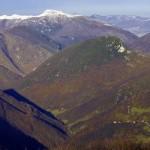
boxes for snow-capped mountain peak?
[39,10,75,18]
[0,14,34,20]
[0,10,80,20]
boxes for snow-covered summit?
[39,10,76,18]
[0,14,33,20]
[0,10,80,20]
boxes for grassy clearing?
[131,107,150,115]
[51,108,66,116]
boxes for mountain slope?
[141,33,150,42]
[0,65,21,89]
[18,37,150,146]
[129,33,150,53]
[0,89,68,149]
[18,36,128,89]
[8,25,62,52]
[0,32,52,75]
[0,117,46,150]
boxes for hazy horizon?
[0,0,150,17]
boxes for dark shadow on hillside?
[3,89,58,120]
[0,117,46,150]
[0,89,68,149]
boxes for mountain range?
[0,10,150,150]
[90,15,150,37]
[0,11,150,77]
[0,10,144,76]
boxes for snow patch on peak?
[104,23,112,27]
[118,46,126,53]
[0,10,81,20]
[39,10,78,18]
[0,14,34,20]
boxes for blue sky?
[0,0,150,17]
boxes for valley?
[0,10,150,150]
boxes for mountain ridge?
[0,10,80,20]
[17,37,150,148]
[0,10,139,76]
[90,15,150,36]
[0,89,68,149]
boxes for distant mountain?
[0,10,78,28]
[0,65,21,89]
[0,10,136,42]
[18,36,129,90]
[0,10,139,75]
[3,10,137,45]
[90,15,150,36]
[18,37,150,148]
[0,89,68,149]
[129,33,150,53]
[0,32,51,76]
[141,33,150,43]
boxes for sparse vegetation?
[13,37,150,149]
[19,37,150,137]
[55,138,150,150]
[131,107,150,115]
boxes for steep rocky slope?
[0,89,68,149]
